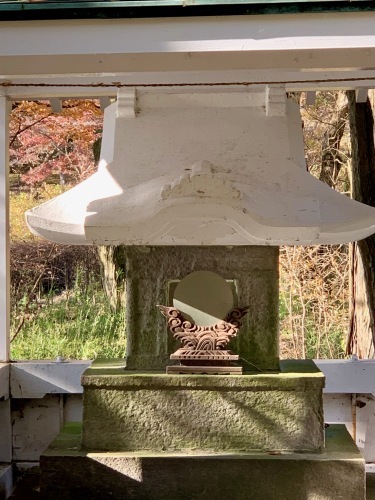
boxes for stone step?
[40,424,364,500]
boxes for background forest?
[9,93,356,360]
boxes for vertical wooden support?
[0,362,11,463]
[0,102,11,467]
[305,91,316,106]
[356,88,368,104]
[0,96,10,362]
[49,98,62,114]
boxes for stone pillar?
[124,246,279,371]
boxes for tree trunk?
[319,92,348,188]
[93,135,127,311]
[347,90,375,358]
[98,246,126,311]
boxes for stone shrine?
[30,87,369,499]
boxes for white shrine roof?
[25,87,375,246]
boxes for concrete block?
[81,359,324,453]
[40,424,365,500]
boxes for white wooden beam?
[0,96,10,363]
[2,13,375,59]
[356,88,369,103]
[7,351,375,398]
[0,365,11,463]
[315,359,375,394]
[2,71,375,100]
[1,14,375,77]
[49,98,62,113]
[10,361,90,398]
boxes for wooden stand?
[167,365,242,374]
[167,349,243,374]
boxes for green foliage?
[10,182,127,361]
[278,91,351,360]
[280,289,346,360]
[11,275,126,360]
[279,244,349,360]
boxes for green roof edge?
[0,0,374,21]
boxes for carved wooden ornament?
[157,305,249,351]
[158,305,248,374]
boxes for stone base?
[81,359,325,453]
[40,424,365,500]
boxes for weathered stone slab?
[81,359,324,453]
[124,246,279,371]
[41,424,365,500]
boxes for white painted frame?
[1,12,375,76]
[1,11,375,495]
[0,96,10,364]
[2,12,375,98]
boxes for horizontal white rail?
[7,358,375,397]
[10,360,90,399]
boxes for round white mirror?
[173,270,234,326]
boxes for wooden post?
[0,95,10,362]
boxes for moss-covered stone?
[124,246,279,371]
[41,424,365,500]
[81,359,324,453]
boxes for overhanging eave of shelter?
[1,11,375,94]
